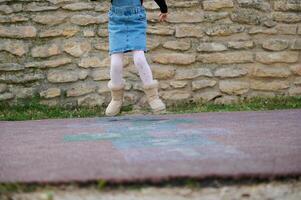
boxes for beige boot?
[105,79,126,116]
[142,80,166,113]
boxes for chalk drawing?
[64,115,248,163]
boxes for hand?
[159,12,168,22]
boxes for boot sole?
[105,108,122,117]
[152,106,166,114]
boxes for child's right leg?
[105,53,126,116]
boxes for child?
[93,0,168,116]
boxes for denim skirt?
[108,5,148,55]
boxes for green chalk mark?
[64,132,122,142]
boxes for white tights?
[110,51,154,86]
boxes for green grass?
[0,177,300,194]
[169,95,301,113]
[0,96,105,121]
[0,96,301,121]
[0,183,38,194]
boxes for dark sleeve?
[153,0,168,13]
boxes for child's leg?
[110,53,124,86]
[133,50,154,85]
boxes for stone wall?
[0,0,300,108]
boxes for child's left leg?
[133,50,154,85]
[132,50,166,113]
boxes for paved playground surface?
[0,109,300,183]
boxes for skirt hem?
[109,47,148,55]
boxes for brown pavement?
[0,109,301,183]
